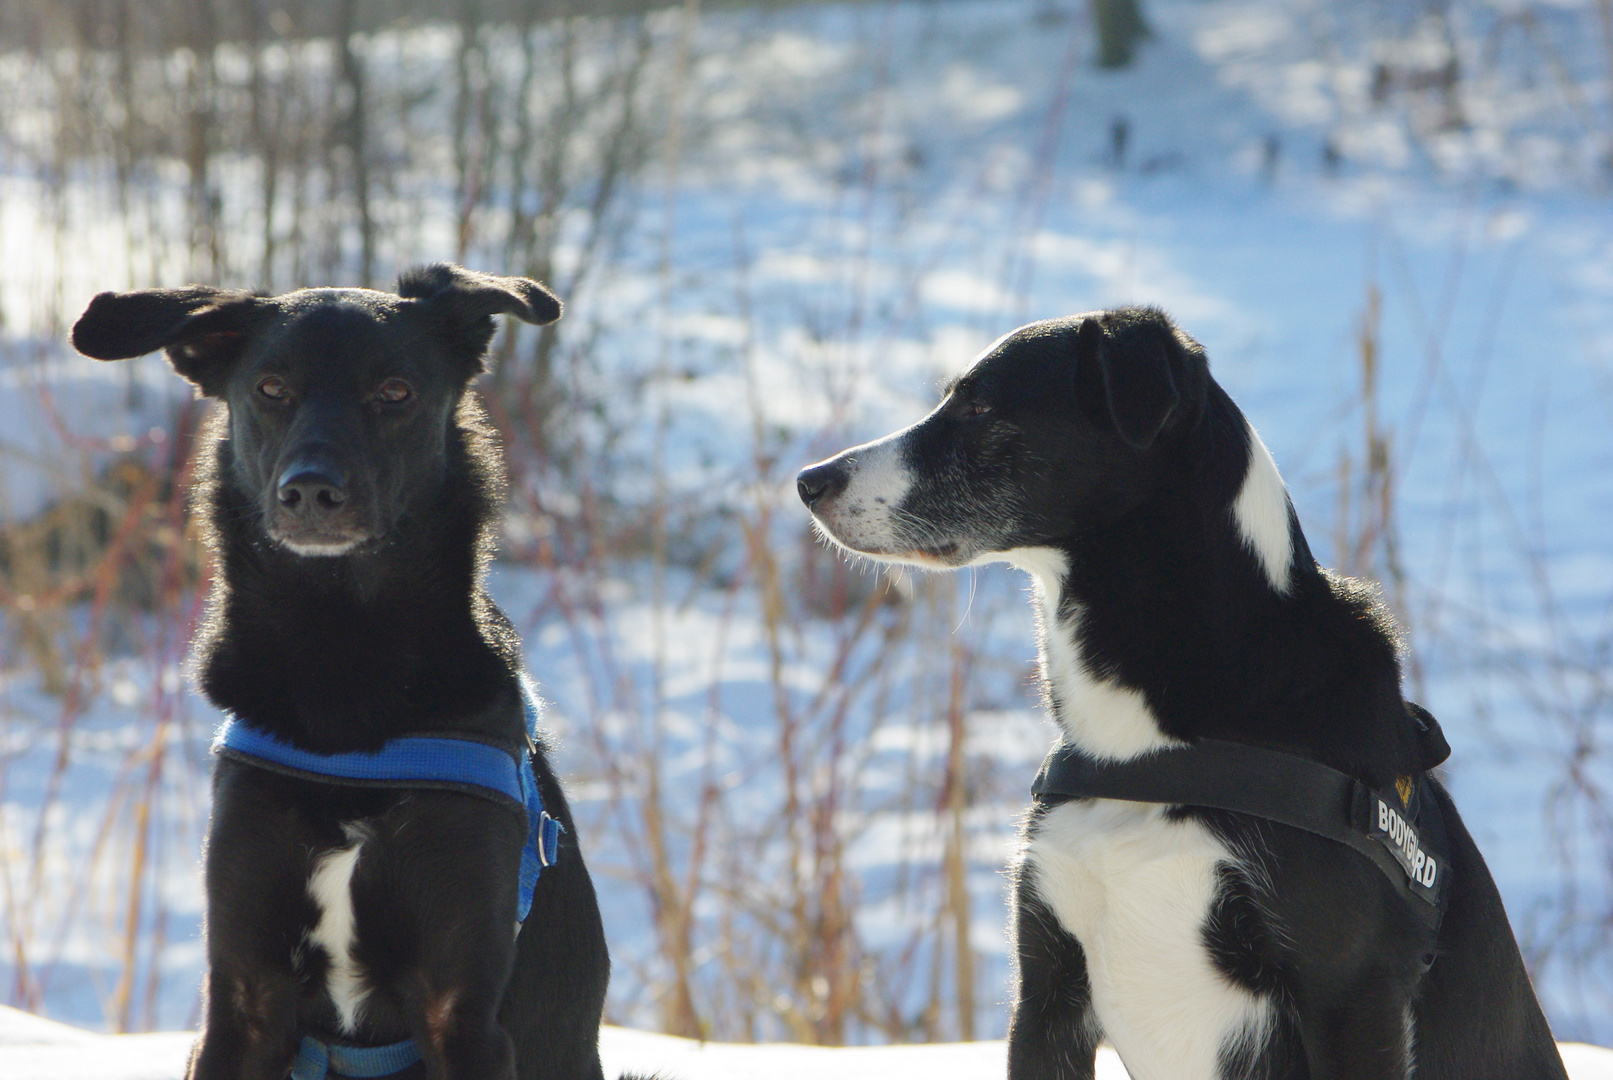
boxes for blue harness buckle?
[291,1034,422,1080]
[538,811,561,867]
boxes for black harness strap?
[1031,737,1450,928]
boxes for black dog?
[72,266,609,1080]
[798,309,1565,1079]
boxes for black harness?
[1031,705,1453,927]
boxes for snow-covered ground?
[3,0,1613,1048]
[2,1006,1611,1080]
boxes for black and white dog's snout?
[793,433,945,564]
[795,458,849,508]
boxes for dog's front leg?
[1007,878,1100,1080]
[190,770,311,1080]
[400,927,521,1080]
[378,801,526,1080]
[1294,986,1416,1080]
[409,980,517,1080]
[185,967,300,1080]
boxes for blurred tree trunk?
[334,0,373,285]
[183,0,221,281]
[1092,0,1149,69]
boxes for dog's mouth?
[809,508,969,569]
[268,524,374,558]
[907,542,961,563]
[842,538,968,569]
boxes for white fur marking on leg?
[1231,421,1294,595]
[1404,1002,1418,1077]
[1000,546,1176,762]
[307,827,370,1035]
[1030,800,1273,1080]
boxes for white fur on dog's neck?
[1231,420,1294,595]
[998,546,1176,761]
[996,422,1296,757]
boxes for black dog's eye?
[968,402,992,416]
[374,379,414,405]
[257,376,290,401]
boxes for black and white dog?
[797,309,1565,1079]
[72,266,610,1080]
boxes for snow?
[4,0,1613,1049]
[0,1007,1608,1080]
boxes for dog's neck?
[1005,544,1176,763]
[1007,402,1416,783]
[194,414,523,752]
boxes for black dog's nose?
[277,463,348,515]
[797,460,849,508]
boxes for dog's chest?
[1014,556,1272,1079]
[1026,801,1271,1080]
[301,822,375,1035]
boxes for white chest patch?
[994,546,1271,1078]
[1027,800,1271,1080]
[306,824,371,1035]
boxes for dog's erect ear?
[398,264,562,375]
[1077,316,1181,449]
[72,286,270,397]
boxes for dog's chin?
[895,543,969,569]
[270,529,373,558]
[813,521,971,570]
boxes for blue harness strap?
[211,690,562,1080]
[214,723,528,810]
[212,695,561,920]
[290,1035,422,1080]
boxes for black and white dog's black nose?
[796,459,849,508]
[277,462,349,516]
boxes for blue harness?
[211,693,561,1080]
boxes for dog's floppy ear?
[397,263,561,325]
[1076,316,1181,449]
[1406,702,1451,772]
[71,286,270,397]
[398,263,562,375]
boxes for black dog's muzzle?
[277,460,349,518]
